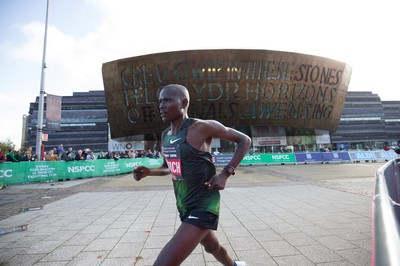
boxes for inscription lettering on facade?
[103,50,351,138]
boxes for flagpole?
[35,0,50,161]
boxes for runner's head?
[159,84,190,122]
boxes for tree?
[0,138,16,153]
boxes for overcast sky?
[1,0,399,149]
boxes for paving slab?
[0,162,384,265]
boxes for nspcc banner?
[0,158,163,185]
[239,153,296,165]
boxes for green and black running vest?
[162,118,220,217]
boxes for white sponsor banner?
[253,136,287,146]
[108,139,145,151]
[315,129,331,144]
[211,138,221,148]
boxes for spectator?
[106,150,119,160]
[106,150,114,159]
[82,148,90,159]
[97,151,106,159]
[22,146,36,161]
[0,150,6,163]
[6,149,19,162]
[212,149,220,155]
[119,150,128,159]
[21,151,35,161]
[52,147,58,156]
[45,150,58,161]
[154,150,161,158]
[383,145,391,151]
[137,150,145,158]
[15,150,23,161]
[57,144,64,160]
[86,151,96,160]
[75,150,86,160]
[112,152,120,161]
[145,149,154,158]
[63,147,75,161]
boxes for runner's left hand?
[204,173,228,190]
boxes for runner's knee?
[204,242,220,254]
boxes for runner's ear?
[182,99,188,109]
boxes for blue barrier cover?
[295,152,324,163]
[322,152,351,162]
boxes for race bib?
[162,145,183,180]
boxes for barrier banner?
[295,152,324,163]
[212,155,234,165]
[241,153,296,165]
[348,151,376,161]
[322,152,351,162]
[2,151,398,186]
[215,153,297,165]
[0,158,163,185]
[373,150,399,160]
[348,150,398,161]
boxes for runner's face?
[159,89,183,122]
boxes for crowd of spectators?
[0,146,38,163]
[0,143,162,163]
[1,141,399,163]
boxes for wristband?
[223,165,235,175]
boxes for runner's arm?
[133,159,169,181]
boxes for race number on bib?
[162,145,183,180]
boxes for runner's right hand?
[133,166,149,181]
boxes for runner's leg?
[153,223,210,266]
[201,230,234,266]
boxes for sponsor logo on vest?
[170,138,181,144]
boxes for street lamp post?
[35,0,50,161]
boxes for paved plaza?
[0,162,384,265]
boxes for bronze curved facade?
[102,49,352,139]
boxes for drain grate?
[0,224,28,236]
[20,206,43,212]
[41,196,52,199]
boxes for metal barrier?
[372,158,400,266]
[1,151,398,186]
